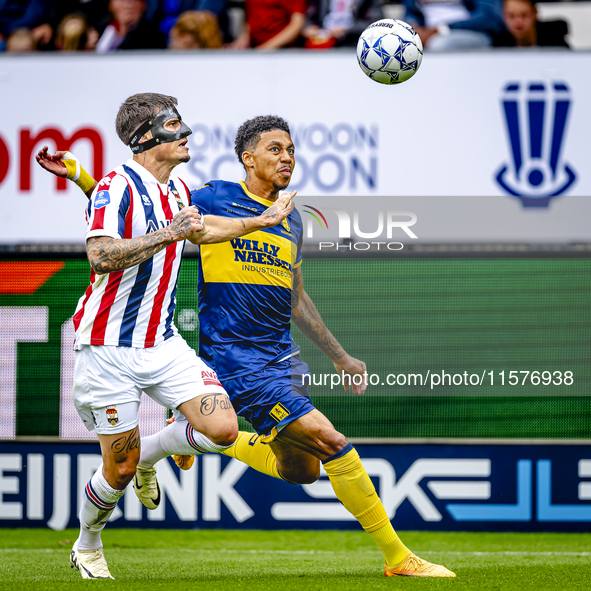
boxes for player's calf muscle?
[203,419,238,446]
[280,461,320,484]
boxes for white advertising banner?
[0,50,590,244]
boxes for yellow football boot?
[173,454,195,470]
[385,552,456,578]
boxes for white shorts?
[72,335,227,435]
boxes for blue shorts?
[223,356,315,442]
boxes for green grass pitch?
[1,529,590,591]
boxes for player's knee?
[112,462,137,488]
[319,428,349,458]
[206,422,238,447]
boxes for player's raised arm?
[186,191,296,245]
[291,265,367,395]
[35,147,98,199]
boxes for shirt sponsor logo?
[231,238,291,271]
[202,370,222,387]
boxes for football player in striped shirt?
[38,114,455,579]
[36,95,294,580]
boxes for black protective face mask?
[129,106,192,154]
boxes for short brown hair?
[115,93,179,146]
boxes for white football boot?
[70,541,114,579]
[133,465,161,510]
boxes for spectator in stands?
[493,0,569,47]
[4,1,108,52]
[168,10,222,48]
[146,0,228,40]
[304,0,383,48]
[95,0,166,52]
[404,0,505,51]
[231,0,306,49]
[55,13,96,51]
[54,1,108,29]
[0,0,54,50]
[5,26,36,51]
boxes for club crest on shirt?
[106,406,119,426]
[171,188,184,210]
[269,403,290,423]
[281,217,290,232]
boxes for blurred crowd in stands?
[0,0,573,53]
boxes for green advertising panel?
[1,256,589,439]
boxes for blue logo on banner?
[495,82,576,207]
[94,191,110,209]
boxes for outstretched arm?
[36,147,97,198]
[36,147,295,243]
[87,207,203,275]
[291,266,367,395]
[189,193,295,245]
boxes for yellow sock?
[221,431,285,480]
[323,445,409,566]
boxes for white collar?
[125,158,169,190]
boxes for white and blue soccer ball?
[356,19,423,85]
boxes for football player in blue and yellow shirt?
[188,116,455,578]
[39,115,455,579]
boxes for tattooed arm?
[187,191,296,245]
[87,206,203,275]
[291,265,367,395]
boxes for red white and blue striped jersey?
[73,159,192,349]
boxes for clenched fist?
[168,206,204,242]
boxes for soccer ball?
[356,19,423,85]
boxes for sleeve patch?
[94,191,111,209]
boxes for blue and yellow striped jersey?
[191,180,303,380]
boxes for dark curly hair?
[234,115,291,169]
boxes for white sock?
[77,465,125,551]
[138,432,168,468]
[139,419,233,469]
